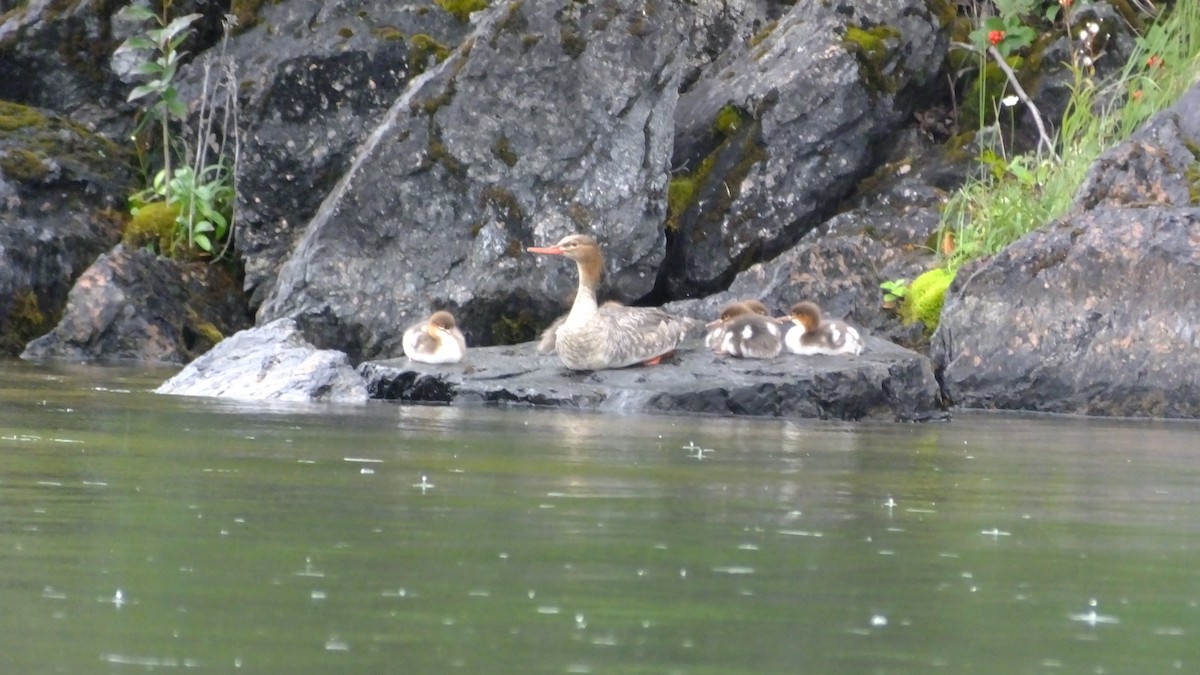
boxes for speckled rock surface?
[664,0,945,296]
[0,103,134,356]
[195,0,466,307]
[156,317,368,402]
[258,0,692,358]
[932,207,1200,418]
[359,338,945,422]
[931,87,1200,419]
[22,245,250,364]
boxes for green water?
[2,360,1198,674]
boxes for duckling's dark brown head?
[788,301,822,332]
[742,299,770,317]
[429,310,458,331]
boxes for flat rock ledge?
[359,338,946,422]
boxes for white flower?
[1088,22,1100,34]
[1001,95,1020,107]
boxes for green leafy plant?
[115,5,239,261]
[114,4,201,202]
[942,0,1200,276]
[880,279,909,308]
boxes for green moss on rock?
[0,148,51,182]
[435,0,490,22]
[901,267,955,332]
[0,100,45,132]
[494,133,519,167]
[1,288,51,356]
[842,24,903,95]
[372,26,404,41]
[124,200,179,253]
[410,33,451,68]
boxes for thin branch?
[986,45,1061,162]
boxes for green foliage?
[115,6,239,261]
[901,268,955,332]
[943,0,1200,273]
[435,0,489,22]
[968,0,1037,57]
[880,279,908,306]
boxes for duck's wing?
[595,305,698,367]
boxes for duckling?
[704,300,771,352]
[711,302,783,359]
[403,310,467,364]
[782,301,864,356]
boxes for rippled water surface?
[2,360,1199,674]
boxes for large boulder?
[156,317,369,403]
[663,0,946,297]
[193,0,468,307]
[359,338,945,422]
[931,86,1200,418]
[0,101,133,356]
[21,245,250,364]
[259,0,692,358]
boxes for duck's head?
[708,302,750,330]
[787,301,823,332]
[742,299,770,317]
[427,310,458,334]
[527,234,601,263]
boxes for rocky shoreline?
[5,0,1198,420]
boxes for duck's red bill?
[527,246,564,254]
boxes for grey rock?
[931,85,1200,419]
[932,207,1200,418]
[0,103,134,355]
[196,0,466,306]
[259,0,691,358]
[22,245,250,364]
[665,0,946,296]
[156,317,369,402]
[359,338,945,422]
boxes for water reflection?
[2,361,1199,673]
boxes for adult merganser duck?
[704,300,771,352]
[527,234,698,370]
[782,301,864,356]
[716,304,783,359]
[402,310,467,364]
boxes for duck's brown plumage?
[403,310,467,364]
[783,301,864,356]
[528,234,698,370]
[705,300,771,352]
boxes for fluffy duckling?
[705,300,771,352]
[782,301,864,356]
[403,310,467,364]
[711,302,783,359]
